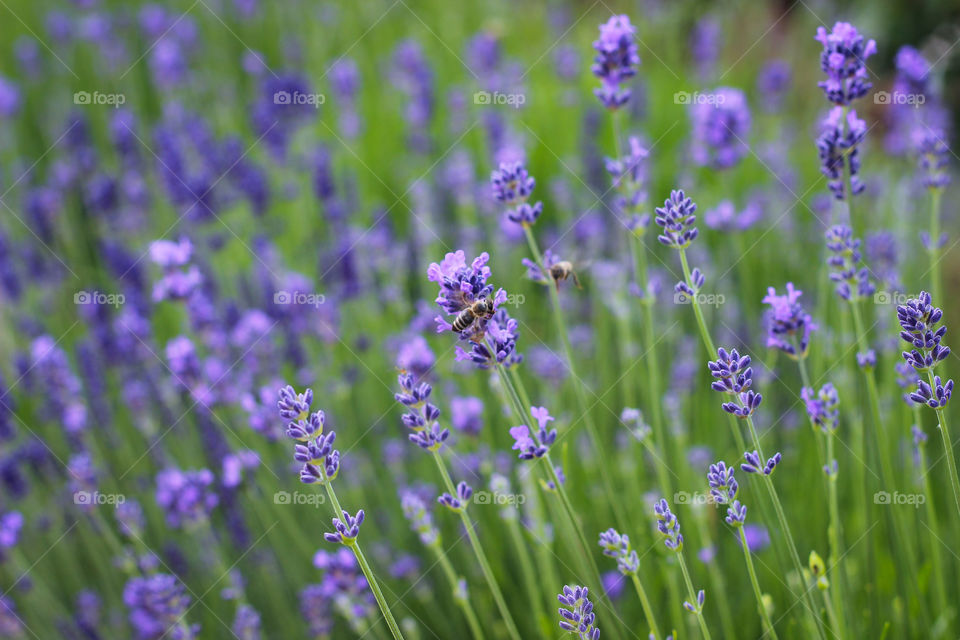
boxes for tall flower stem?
[319,480,405,640]
[520,223,629,533]
[743,415,827,640]
[913,405,949,617]
[928,188,943,304]
[630,573,662,640]
[497,364,625,640]
[430,452,522,640]
[678,248,747,453]
[504,514,549,636]
[849,301,928,614]
[738,526,779,640]
[432,544,486,640]
[926,369,960,519]
[676,552,712,640]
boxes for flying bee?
[549,261,582,289]
[451,297,496,334]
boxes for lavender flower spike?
[598,528,640,574]
[655,190,698,249]
[491,161,543,226]
[898,291,951,372]
[801,384,840,432]
[438,481,473,513]
[324,509,365,545]
[509,405,557,460]
[825,226,875,301]
[815,22,877,106]
[591,14,639,110]
[557,584,601,639]
[654,498,683,551]
[817,107,867,200]
[708,348,762,418]
[762,283,817,358]
[741,450,782,476]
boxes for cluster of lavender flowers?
[762,283,817,358]
[707,461,747,525]
[814,22,876,200]
[557,585,601,639]
[395,371,449,452]
[491,161,543,226]
[591,15,639,109]
[509,406,557,459]
[690,87,751,169]
[825,226,876,302]
[898,292,953,408]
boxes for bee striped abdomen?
[452,308,476,333]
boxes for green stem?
[432,543,486,640]
[505,516,548,636]
[430,452,522,640]
[320,481,405,640]
[676,552,712,640]
[521,223,629,533]
[744,416,827,640]
[929,188,943,303]
[738,526,779,640]
[927,370,960,520]
[825,432,848,640]
[630,573,662,640]
[915,421,950,618]
[678,248,747,454]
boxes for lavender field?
[0,0,958,638]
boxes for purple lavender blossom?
[898,292,953,402]
[150,238,202,302]
[0,511,23,558]
[450,396,484,436]
[690,87,751,169]
[742,524,771,552]
[801,383,840,432]
[491,161,543,226]
[654,498,683,551]
[896,361,921,405]
[324,509,365,545]
[591,15,639,109]
[655,190,698,249]
[154,468,218,529]
[915,129,950,190]
[395,371,449,452]
[708,348,762,418]
[0,76,21,118]
[124,573,198,639]
[454,307,523,369]
[825,226,875,301]
[598,528,640,574]
[690,16,721,78]
[427,250,506,342]
[741,450,781,476]
[299,584,334,636]
[438,481,473,512]
[606,136,650,226]
[557,584,601,639]
[401,492,440,546]
[761,283,817,357]
[509,406,557,460]
[815,22,877,106]
[232,604,261,640]
[816,106,867,200]
[757,59,791,111]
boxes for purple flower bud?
[815,22,876,106]
[655,190,699,249]
[557,584,601,639]
[654,498,683,551]
[324,509,365,545]
[438,481,473,512]
[762,283,817,357]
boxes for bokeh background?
[0,0,959,638]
